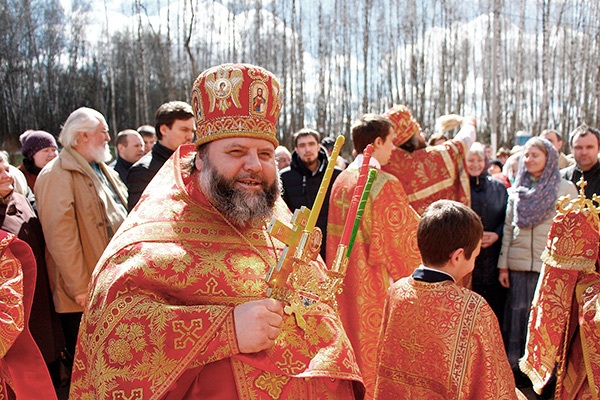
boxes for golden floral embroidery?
[106,323,146,365]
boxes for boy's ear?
[373,136,384,148]
[449,248,465,265]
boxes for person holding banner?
[327,113,421,399]
[70,63,364,399]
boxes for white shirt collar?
[351,153,381,170]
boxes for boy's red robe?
[326,165,421,399]
[382,140,470,215]
[375,277,521,400]
[70,144,364,400]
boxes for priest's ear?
[194,152,203,171]
[195,144,209,171]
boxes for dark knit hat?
[489,158,503,169]
[19,130,58,159]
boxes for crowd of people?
[0,62,598,399]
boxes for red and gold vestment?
[326,163,421,399]
[0,230,56,399]
[521,191,600,399]
[69,144,363,400]
[381,140,470,215]
[374,276,521,400]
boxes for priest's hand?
[234,298,284,353]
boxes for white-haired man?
[34,107,128,362]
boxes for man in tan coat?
[35,107,128,363]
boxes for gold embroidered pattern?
[0,243,24,360]
[111,388,143,400]
[275,348,306,375]
[204,65,244,113]
[106,324,146,365]
[191,85,204,122]
[172,319,203,350]
[542,181,600,272]
[254,371,291,399]
[196,116,276,139]
[270,79,282,117]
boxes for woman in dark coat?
[466,142,508,324]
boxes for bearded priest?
[69,63,364,400]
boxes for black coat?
[280,148,341,260]
[110,156,134,187]
[561,161,600,200]
[470,173,508,286]
[127,142,174,211]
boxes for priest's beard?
[199,155,281,227]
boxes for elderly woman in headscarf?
[18,130,58,191]
[466,142,508,324]
[497,136,577,386]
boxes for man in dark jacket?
[561,124,600,200]
[280,129,341,260]
[109,129,144,186]
[127,101,195,210]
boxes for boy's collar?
[413,265,455,283]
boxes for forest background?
[1,0,599,159]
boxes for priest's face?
[196,137,281,226]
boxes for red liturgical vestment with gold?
[70,144,364,400]
[520,192,600,399]
[0,231,57,400]
[382,140,470,215]
[374,276,520,400]
[326,163,421,399]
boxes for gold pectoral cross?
[284,302,307,331]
